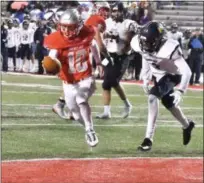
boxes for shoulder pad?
[157,39,180,59]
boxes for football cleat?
[96,113,111,119]
[122,105,132,119]
[137,138,152,151]
[52,100,72,120]
[183,120,195,145]
[85,129,98,147]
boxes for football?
[42,56,62,75]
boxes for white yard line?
[2,113,203,120]
[2,123,203,127]
[2,156,203,163]
[2,79,203,92]
[2,90,203,99]
[2,103,203,110]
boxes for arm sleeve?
[174,57,192,93]
[48,49,58,60]
[90,39,101,65]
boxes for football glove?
[170,90,183,106]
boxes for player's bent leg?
[162,94,195,145]
[78,102,98,147]
[52,97,74,120]
[76,77,98,147]
[138,94,159,151]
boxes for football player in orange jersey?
[52,2,112,120]
[44,9,101,147]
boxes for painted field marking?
[2,78,203,92]
[2,103,203,110]
[2,90,203,99]
[2,112,203,119]
[2,156,203,163]
[2,123,203,128]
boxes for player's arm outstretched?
[169,47,192,106]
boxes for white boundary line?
[2,156,203,163]
[2,104,203,110]
[2,77,203,92]
[2,123,203,127]
[2,113,203,119]
[2,90,203,99]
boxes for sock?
[145,95,159,141]
[104,105,111,114]
[19,59,23,70]
[78,102,93,131]
[123,98,131,107]
[169,106,189,129]
[16,58,20,70]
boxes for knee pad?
[161,93,174,109]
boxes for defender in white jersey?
[20,20,34,72]
[131,21,195,151]
[96,2,137,119]
[6,19,17,71]
[13,18,21,71]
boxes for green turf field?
[1,73,203,160]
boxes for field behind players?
[1,73,203,183]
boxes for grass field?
[2,72,203,160]
[1,72,203,183]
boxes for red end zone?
[2,158,203,183]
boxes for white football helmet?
[59,9,83,39]
[95,1,110,19]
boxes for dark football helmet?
[139,21,165,53]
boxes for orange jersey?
[44,25,95,83]
[85,14,106,32]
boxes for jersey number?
[68,48,89,74]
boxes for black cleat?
[138,138,152,151]
[183,121,195,145]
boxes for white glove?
[143,80,150,94]
[101,57,114,66]
[170,90,183,106]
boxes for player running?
[43,9,101,147]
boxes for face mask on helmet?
[23,22,29,30]
[139,36,159,53]
[139,22,164,53]
[98,7,110,19]
[60,23,80,39]
[59,10,83,39]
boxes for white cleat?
[85,130,98,147]
[52,102,71,120]
[122,105,132,119]
[96,113,111,119]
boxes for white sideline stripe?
[2,113,203,120]
[2,90,203,99]
[2,78,203,92]
[2,123,203,127]
[2,157,203,163]
[2,104,203,110]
